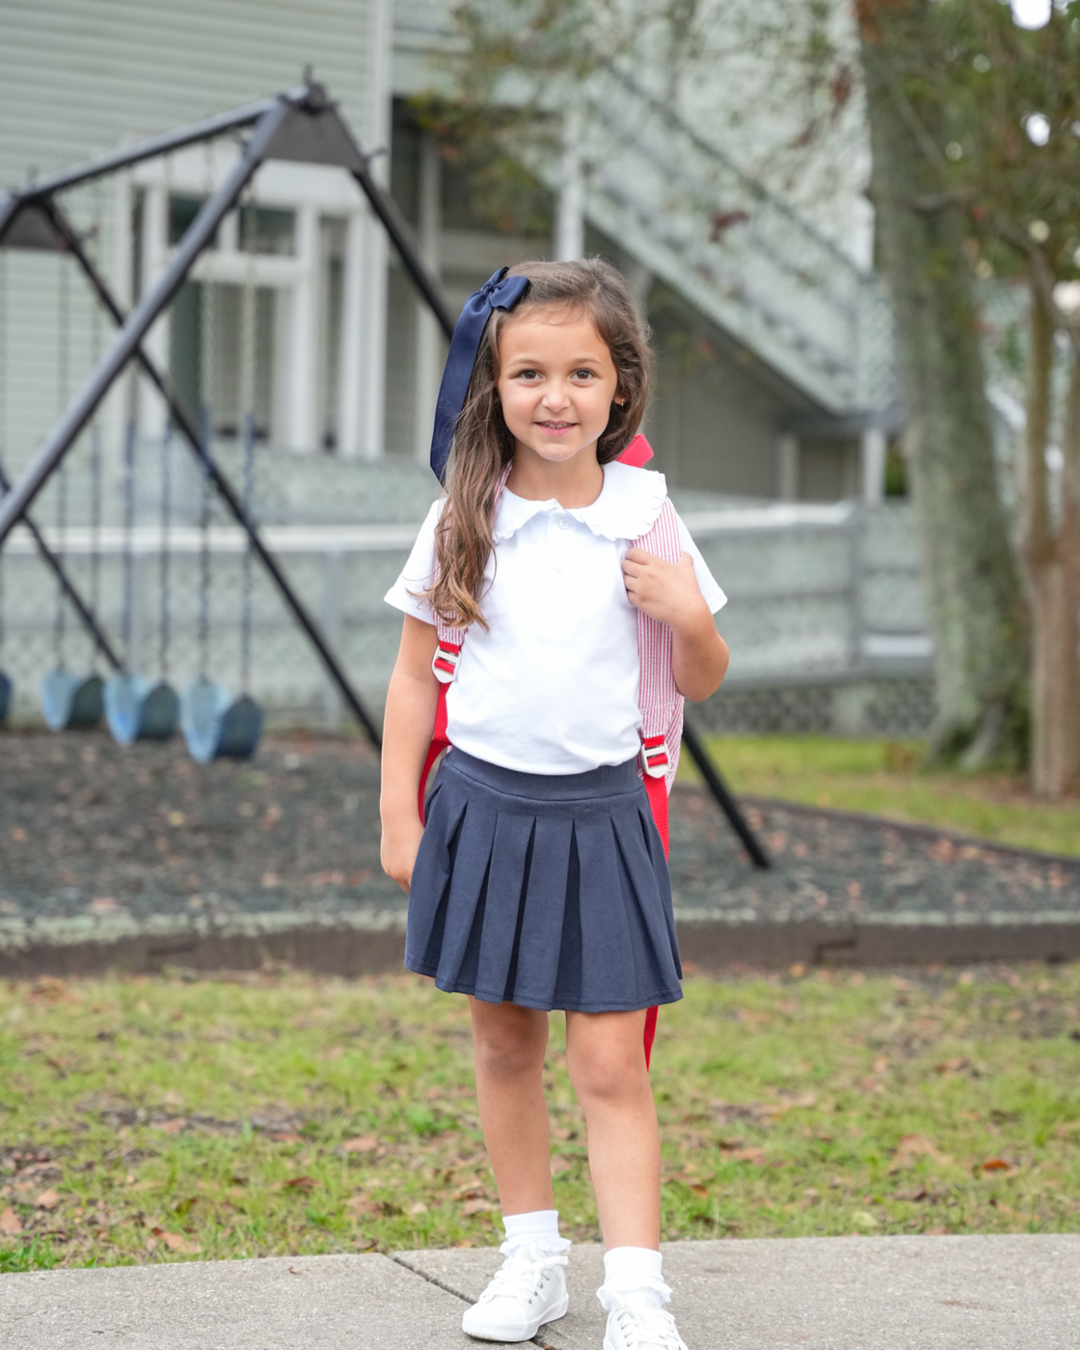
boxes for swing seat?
[0,670,11,724]
[41,670,104,731]
[180,677,231,763]
[217,694,263,760]
[104,673,180,745]
[181,678,262,762]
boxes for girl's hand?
[622,549,707,629]
[622,548,730,701]
[380,615,440,891]
[380,813,426,893]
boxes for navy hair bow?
[429,266,530,483]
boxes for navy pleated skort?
[405,749,683,1012]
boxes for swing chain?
[120,418,136,669]
[88,179,105,670]
[159,421,172,680]
[239,186,258,694]
[53,258,71,669]
[0,250,6,658]
[197,230,215,681]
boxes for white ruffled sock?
[499,1209,572,1258]
[598,1246,672,1311]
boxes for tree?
[855,0,1029,769]
[929,0,1080,794]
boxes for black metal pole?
[0,458,122,671]
[46,202,384,752]
[680,718,771,869]
[349,164,456,340]
[0,98,292,547]
[1,86,312,212]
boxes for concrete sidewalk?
[2,1235,1077,1349]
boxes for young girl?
[380,259,728,1350]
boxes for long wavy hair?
[425,257,652,630]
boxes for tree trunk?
[856,0,1028,766]
[1023,284,1080,796]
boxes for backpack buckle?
[641,734,669,779]
[432,641,462,684]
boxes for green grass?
[682,736,1080,857]
[1,967,1079,1270]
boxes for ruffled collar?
[492,461,667,544]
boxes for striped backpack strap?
[417,462,512,823]
[631,496,685,805]
[629,493,685,1071]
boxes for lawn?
[688,735,1080,857]
[2,965,1078,1271]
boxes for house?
[0,0,896,504]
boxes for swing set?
[0,77,768,865]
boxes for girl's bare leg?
[469,997,554,1215]
[564,1008,660,1249]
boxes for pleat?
[435,793,501,986]
[509,815,574,1005]
[406,787,468,973]
[472,811,537,1001]
[611,804,683,983]
[571,814,638,1005]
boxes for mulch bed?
[1,728,1077,931]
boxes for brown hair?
[425,257,652,630]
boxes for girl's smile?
[496,308,621,479]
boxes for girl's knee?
[567,1040,650,1104]
[471,1003,547,1079]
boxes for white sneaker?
[461,1243,570,1342]
[603,1292,688,1350]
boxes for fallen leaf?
[549,1155,575,1176]
[728,1148,767,1165]
[787,1091,817,1109]
[279,1175,317,1192]
[158,1119,185,1134]
[409,1201,429,1215]
[935,1056,970,1075]
[161,1231,199,1253]
[852,1209,879,1229]
[894,1134,951,1166]
[35,1189,61,1209]
[0,1206,22,1235]
[270,1132,304,1144]
[345,1193,376,1216]
[342,1136,379,1154]
[461,1198,498,1215]
[981,1157,1014,1172]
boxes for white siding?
[0,0,389,487]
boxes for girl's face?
[495,307,621,471]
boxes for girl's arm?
[380,615,440,891]
[622,549,730,701]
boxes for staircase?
[573,66,897,417]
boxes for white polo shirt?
[384,461,726,775]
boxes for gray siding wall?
[0,0,385,484]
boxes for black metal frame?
[0,77,768,866]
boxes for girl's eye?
[572,369,595,381]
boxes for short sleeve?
[384,499,442,624]
[675,514,727,614]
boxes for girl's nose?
[542,383,570,412]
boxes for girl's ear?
[614,394,627,406]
